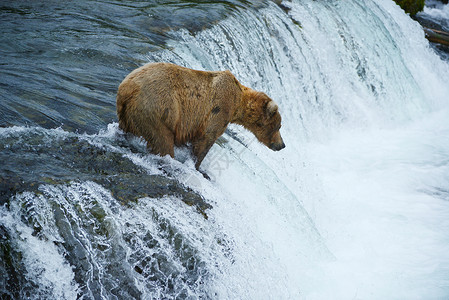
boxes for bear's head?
[242,90,285,151]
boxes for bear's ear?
[266,101,278,117]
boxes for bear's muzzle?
[270,141,285,151]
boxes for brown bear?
[116,62,285,170]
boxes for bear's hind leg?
[145,123,175,158]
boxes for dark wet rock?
[0,130,211,217]
[0,225,25,299]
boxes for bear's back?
[126,63,219,108]
[117,62,241,144]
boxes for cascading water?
[1,0,449,299]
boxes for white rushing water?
[2,0,449,299]
[150,0,449,298]
[422,0,449,26]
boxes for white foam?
[306,109,449,298]
[150,0,449,298]
[423,1,449,21]
[1,193,79,299]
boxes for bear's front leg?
[192,136,216,171]
[193,109,229,171]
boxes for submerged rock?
[0,225,25,299]
[0,128,211,217]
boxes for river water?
[1,0,449,299]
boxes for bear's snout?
[270,141,285,151]
[268,130,285,151]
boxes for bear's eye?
[256,120,264,127]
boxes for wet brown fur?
[116,62,284,169]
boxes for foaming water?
[423,0,449,26]
[307,108,449,299]
[150,0,449,298]
[1,193,79,299]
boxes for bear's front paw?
[199,170,211,180]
